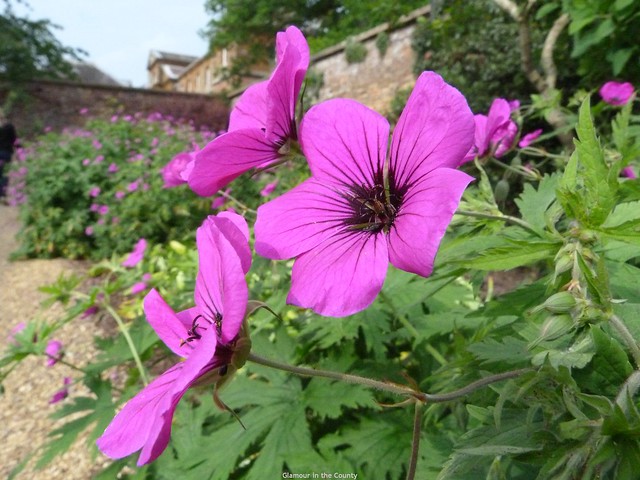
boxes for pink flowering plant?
[5,19,640,480]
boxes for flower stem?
[610,314,640,368]
[247,353,416,397]
[246,353,531,403]
[406,401,423,480]
[456,209,539,236]
[218,189,257,215]
[103,303,149,385]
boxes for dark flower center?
[344,176,403,234]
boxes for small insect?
[179,315,205,346]
[179,313,223,346]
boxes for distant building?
[147,47,269,95]
[70,61,122,87]
[147,51,199,91]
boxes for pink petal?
[600,81,634,106]
[96,364,184,465]
[122,239,147,267]
[388,168,473,277]
[300,99,388,188]
[255,178,348,260]
[228,81,268,131]
[266,41,301,142]
[492,119,518,157]
[288,231,389,317]
[208,212,252,273]
[162,152,193,187]
[143,289,192,357]
[276,26,310,96]
[195,216,249,344]
[518,128,543,148]
[389,71,474,187]
[188,129,280,196]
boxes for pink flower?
[622,166,637,179]
[131,273,153,295]
[115,191,125,200]
[93,140,102,150]
[127,180,140,192]
[255,72,474,317]
[98,205,109,215]
[79,108,89,115]
[188,26,309,196]
[122,238,147,268]
[108,163,119,173]
[161,149,198,188]
[89,203,99,212]
[260,180,278,197]
[89,187,101,197]
[85,226,94,236]
[508,99,520,111]
[210,188,231,210]
[465,98,518,160]
[49,377,72,404]
[518,128,543,148]
[97,213,251,465]
[94,155,104,164]
[45,340,63,367]
[7,322,26,344]
[82,158,91,166]
[81,306,99,318]
[599,81,634,106]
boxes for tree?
[203,0,425,83]
[0,0,83,90]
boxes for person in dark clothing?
[0,111,18,198]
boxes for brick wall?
[1,79,230,138]
[310,10,426,114]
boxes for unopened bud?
[529,314,573,349]
[169,240,186,255]
[494,179,510,202]
[531,292,576,315]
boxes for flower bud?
[494,179,510,202]
[529,314,574,348]
[542,292,577,313]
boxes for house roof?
[71,62,122,86]
[148,50,199,69]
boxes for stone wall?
[308,5,430,114]
[1,79,230,138]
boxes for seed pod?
[529,314,574,348]
[543,292,577,313]
[494,179,510,202]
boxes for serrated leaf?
[514,174,560,233]
[460,240,558,271]
[304,378,376,419]
[467,337,531,365]
[319,413,412,480]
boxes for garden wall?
[310,5,430,114]
[1,79,230,138]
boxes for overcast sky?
[14,0,211,88]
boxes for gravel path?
[0,205,111,479]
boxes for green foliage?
[10,115,215,260]
[375,31,389,56]
[562,0,640,81]
[203,0,424,81]
[343,37,367,64]
[0,0,83,90]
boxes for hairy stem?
[218,189,256,215]
[247,353,531,403]
[406,401,423,480]
[103,303,149,385]
[610,314,640,368]
[456,209,539,235]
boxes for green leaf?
[573,97,617,226]
[514,173,560,233]
[319,413,412,480]
[303,378,377,419]
[459,240,558,271]
[467,336,531,366]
